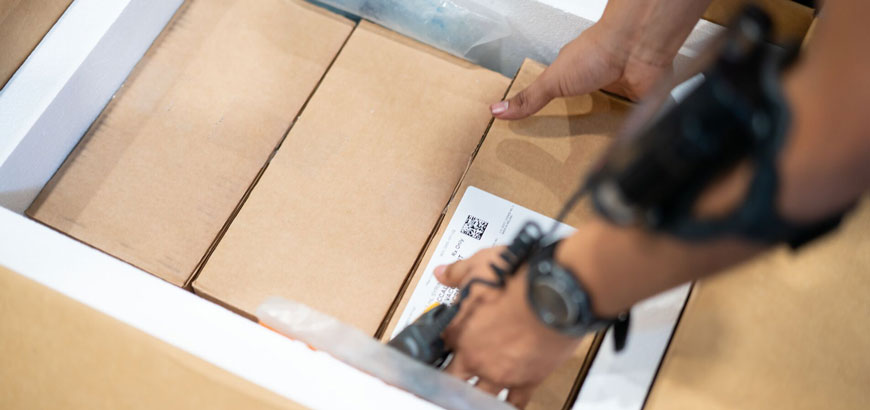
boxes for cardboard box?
[645,199,870,410]
[193,21,511,332]
[704,0,814,44]
[1,1,724,408]
[2,204,443,409]
[382,59,632,410]
[27,0,354,286]
[0,0,73,89]
[0,265,302,410]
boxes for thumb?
[434,261,470,288]
[491,75,558,120]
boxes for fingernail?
[434,265,446,278]
[490,101,508,115]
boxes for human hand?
[434,247,582,408]
[490,0,714,120]
[490,22,671,120]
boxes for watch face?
[530,272,577,327]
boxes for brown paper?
[646,199,870,410]
[381,59,633,410]
[704,0,814,44]
[27,0,353,286]
[0,0,72,88]
[0,266,302,410]
[193,21,510,334]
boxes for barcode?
[460,215,488,240]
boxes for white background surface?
[573,285,691,410]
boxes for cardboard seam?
[24,2,198,287]
[562,331,606,410]
[185,21,359,290]
[194,283,259,322]
[20,216,193,288]
[374,70,519,340]
[639,281,697,409]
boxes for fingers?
[444,353,473,381]
[491,75,558,120]
[506,386,535,409]
[435,247,508,288]
[446,351,505,397]
[476,379,505,396]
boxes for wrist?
[553,229,627,318]
[526,239,619,338]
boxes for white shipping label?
[391,186,576,339]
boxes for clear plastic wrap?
[315,0,510,59]
[257,297,512,410]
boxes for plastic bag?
[257,297,511,410]
[315,0,511,59]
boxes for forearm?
[557,0,870,318]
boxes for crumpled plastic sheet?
[315,0,511,61]
[257,297,514,410]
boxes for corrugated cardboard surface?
[383,59,632,410]
[0,0,72,89]
[27,0,353,286]
[194,21,510,334]
[0,266,302,410]
[704,0,814,43]
[645,199,870,410]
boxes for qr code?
[461,215,488,240]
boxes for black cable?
[453,184,590,306]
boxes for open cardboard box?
[27,0,356,288]
[3,0,836,409]
[0,1,457,408]
[2,1,689,408]
[23,0,618,403]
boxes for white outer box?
[0,1,720,408]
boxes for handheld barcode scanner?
[389,5,843,369]
[388,221,544,368]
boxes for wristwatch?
[526,241,628,343]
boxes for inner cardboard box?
[192,20,510,332]
[26,1,634,408]
[28,0,355,287]
[0,0,74,89]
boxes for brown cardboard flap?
[0,0,73,89]
[27,0,353,286]
[645,199,870,410]
[193,21,510,335]
[704,0,814,44]
[382,59,632,410]
[0,266,302,410]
